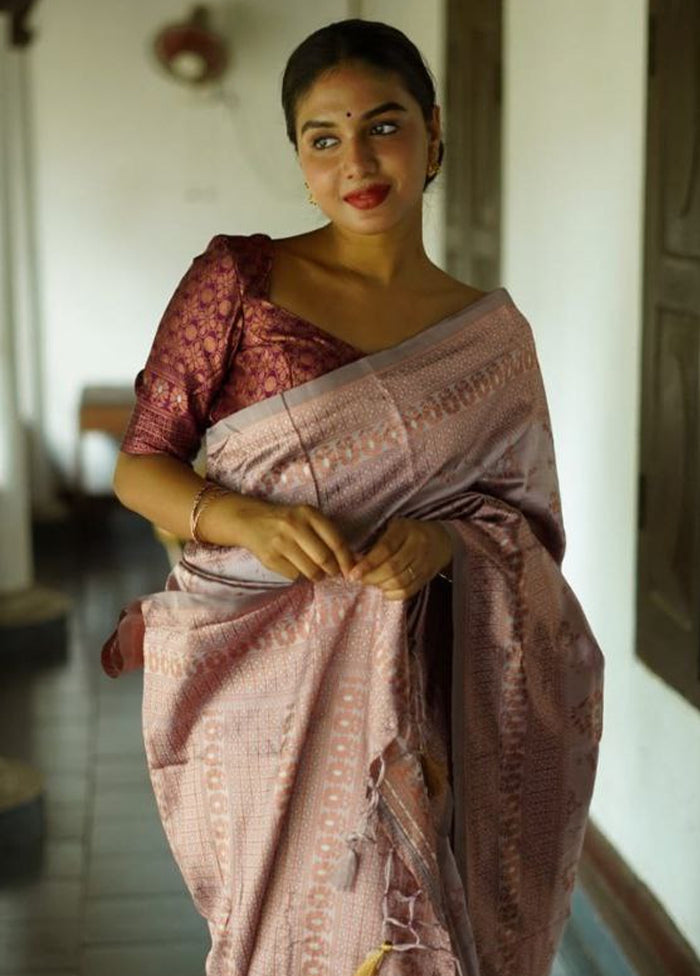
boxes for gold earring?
[427,158,441,178]
[304,180,317,206]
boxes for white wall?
[28,0,444,491]
[505,0,700,954]
[26,0,700,955]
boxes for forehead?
[296,62,415,118]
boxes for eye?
[311,135,339,150]
[371,121,399,135]
[310,120,400,151]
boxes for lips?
[343,184,390,209]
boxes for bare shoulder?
[428,265,489,304]
[269,231,320,258]
[267,232,490,336]
[272,233,487,299]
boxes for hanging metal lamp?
[153,5,229,86]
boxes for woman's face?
[294,60,440,233]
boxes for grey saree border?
[205,286,513,449]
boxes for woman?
[106,18,604,976]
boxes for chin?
[339,215,400,234]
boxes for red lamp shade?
[153,5,228,85]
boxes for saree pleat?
[103,289,603,976]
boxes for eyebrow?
[300,101,408,137]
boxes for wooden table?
[76,385,135,492]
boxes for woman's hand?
[346,518,453,600]
[207,496,358,583]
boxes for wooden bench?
[77,385,189,566]
[78,385,136,440]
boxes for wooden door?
[444,0,502,289]
[637,0,700,709]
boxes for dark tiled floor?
[0,501,210,975]
[0,500,638,976]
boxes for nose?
[341,133,377,180]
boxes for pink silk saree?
[103,288,604,976]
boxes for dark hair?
[281,18,444,191]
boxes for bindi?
[346,111,352,117]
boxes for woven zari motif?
[106,251,603,976]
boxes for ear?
[428,104,441,149]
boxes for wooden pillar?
[0,21,34,593]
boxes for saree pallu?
[103,288,604,976]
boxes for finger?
[267,552,304,581]
[304,512,358,578]
[363,555,415,587]
[357,537,413,586]
[276,507,342,577]
[348,523,404,581]
[379,584,417,601]
[276,538,328,582]
[291,526,338,577]
[381,562,424,590]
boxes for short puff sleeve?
[120,235,243,462]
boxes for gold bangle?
[189,483,209,532]
[190,482,229,544]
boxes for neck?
[316,211,431,287]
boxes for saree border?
[205,286,514,448]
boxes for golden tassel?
[420,750,447,798]
[352,940,393,975]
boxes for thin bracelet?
[189,483,210,535]
[438,562,453,582]
[191,484,229,543]
[190,482,230,544]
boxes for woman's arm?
[112,450,265,548]
[112,450,357,579]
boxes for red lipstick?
[343,184,390,209]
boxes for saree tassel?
[330,843,359,890]
[352,941,393,976]
[420,749,448,798]
[333,751,386,890]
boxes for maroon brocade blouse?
[121,232,366,461]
